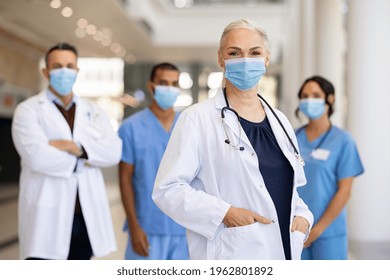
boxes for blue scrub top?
[118,108,185,235]
[295,125,364,238]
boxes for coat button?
[251,152,255,156]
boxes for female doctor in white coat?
[153,19,313,260]
[12,43,122,260]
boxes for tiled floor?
[0,166,127,260]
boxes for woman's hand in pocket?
[223,206,273,228]
[291,216,310,234]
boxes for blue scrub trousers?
[125,234,188,260]
[301,234,348,260]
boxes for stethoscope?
[221,89,305,166]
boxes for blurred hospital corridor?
[1,0,390,261]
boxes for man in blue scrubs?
[118,62,188,260]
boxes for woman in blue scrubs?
[295,76,364,260]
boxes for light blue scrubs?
[295,125,364,260]
[118,108,188,260]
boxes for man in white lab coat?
[11,43,122,260]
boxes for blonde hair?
[219,19,270,52]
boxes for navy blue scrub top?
[240,116,294,260]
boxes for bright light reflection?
[175,92,193,107]
[179,72,193,89]
[93,31,104,41]
[61,7,73,17]
[110,43,122,53]
[174,0,193,8]
[207,72,223,89]
[75,28,86,38]
[73,58,124,98]
[50,0,61,9]
[77,18,88,29]
[101,37,112,47]
[72,58,125,131]
[86,24,97,35]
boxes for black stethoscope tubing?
[221,89,305,165]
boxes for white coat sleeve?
[152,111,231,241]
[11,102,77,178]
[77,105,122,168]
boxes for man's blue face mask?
[154,85,180,110]
[224,57,266,91]
[49,68,77,96]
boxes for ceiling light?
[61,7,73,17]
[50,0,61,9]
[101,37,112,47]
[174,0,193,8]
[179,72,193,89]
[77,18,89,29]
[93,31,104,41]
[86,24,97,35]
[75,28,86,38]
[110,43,122,53]
[207,72,223,89]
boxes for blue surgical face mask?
[299,98,326,120]
[154,85,180,110]
[49,68,77,96]
[224,57,266,91]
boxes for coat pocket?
[215,222,283,260]
[291,231,306,260]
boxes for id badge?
[311,149,330,160]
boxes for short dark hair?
[150,62,180,82]
[296,75,335,118]
[45,42,78,67]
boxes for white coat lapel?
[38,91,72,138]
[72,97,87,140]
[214,89,253,150]
[262,99,297,169]
[262,99,306,186]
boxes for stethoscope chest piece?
[295,153,305,166]
[221,107,245,151]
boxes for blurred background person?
[153,19,313,260]
[11,43,122,260]
[118,62,188,260]
[295,75,364,260]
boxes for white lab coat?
[11,90,122,260]
[153,88,313,260]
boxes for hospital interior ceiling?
[168,0,285,6]
[0,0,287,68]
